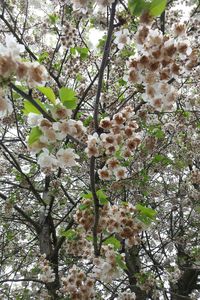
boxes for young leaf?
[38,51,49,63]
[23,99,45,115]
[128,0,150,16]
[103,236,121,250]
[149,0,167,16]
[48,14,59,24]
[59,87,77,109]
[80,191,93,199]
[28,127,42,145]
[60,229,77,240]
[96,189,108,205]
[115,254,128,270]
[136,204,157,220]
[76,47,89,60]
[37,86,56,105]
[79,203,90,211]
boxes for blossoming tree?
[0,0,199,299]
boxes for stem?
[93,0,117,131]
[90,156,100,256]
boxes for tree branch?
[93,0,117,131]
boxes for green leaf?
[137,214,152,225]
[28,127,42,145]
[76,73,83,82]
[103,236,121,250]
[152,154,173,166]
[83,115,93,127]
[118,79,127,86]
[128,0,150,16]
[136,204,157,225]
[60,229,77,240]
[96,189,108,205]
[136,204,157,219]
[48,14,59,24]
[59,87,77,109]
[70,47,76,55]
[23,99,45,115]
[86,235,93,241]
[115,254,128,270]
[37,86,56,105]
[76,47,89,60]
[150,0,167,16]
[38,51,49,63]
[153,128,165,139]
[80,191,93,199]
[79,203,90,211]
[97,35,107,52]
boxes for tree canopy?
[0,0,199,299]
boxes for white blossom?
[0,35,25,58]
[114,29,130,50]
[37,149,58,170]
[27,113,43,127]
[56,148,79,168]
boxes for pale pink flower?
[56,148,79,168]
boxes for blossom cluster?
[60,265,95,300]
[92,245,122,282]
[0,35,48,87]
[27,103,86,173]
[75,199,142,247]
[128,19,197,111]
[38,255,55,283]
[0,35,48,118]
[61,21,78,48]
[190,169,200,185]
[64,233,93,258]
[85,106,141,181]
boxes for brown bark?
[125,247,148,300]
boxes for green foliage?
[83,115,93,126]
[103,236,121,250]
[128,0,167,16]
[146,124,165,139]
[136,204,157,225]
[76,47,89,60]
[151,154,173,166]
[70,47,89,60]
[37,86,56,105]
[6,230,14,241]
[118,79,127,86]
[28,127,42,145]
[80,190,108,205]
[38,51,49,63]
[23,99,46,115]
[149,0,167,16]
[59,87,77,109]
[115,254,128,270]
[60,229,77,240]
[97,35,107,52]
[48,14,59,24]
[80,191,93,199]
[79,203,90,210]
[96,189,108,205]
[139,169,149,186]
[128,0,149,16]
